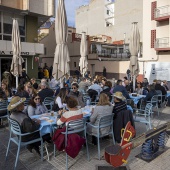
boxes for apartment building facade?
[75,0,143,80]
[0,0,54,82]
[142,0,170,82]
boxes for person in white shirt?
[53,88,68,112]
[88,81,102,95]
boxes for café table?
[129,94,146,105]
[31,112,57,136]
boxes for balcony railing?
[155,37,170,49]
[155,5,170,19]
[90,50,131,60]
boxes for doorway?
[0,58,26,86]
[91,64,95,78]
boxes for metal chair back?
[0,100,8,111]
[24,98,31,106]
[62,118,89,170]
[144,103,153,117]
[8,118,22,135]
[99,114,113,129]
[43,97,54,112]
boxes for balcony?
[89,50,130,61]
[155,37,170,51]
[155,5,170,21]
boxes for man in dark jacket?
[38,82,54,101]
[113,80,130,99]
[155,80,167,102]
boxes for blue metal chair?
[6,117,43,170]
[134,103,153,130]
[43,97,54,112]
[0,100,8,125]
[86,114,115,160]
[54,118,89,170]
[147,95,159,116]
[24,98,31,106]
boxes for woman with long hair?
[1,82,11,97]
[53,88,68,112]
[87,93,113,144]
[15,84,29,98]
[27,94,47,117]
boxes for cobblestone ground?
[1,106,170,170]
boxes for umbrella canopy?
[129,22,140,76]
[11,19,24,88]
[79,32,88,77]
[53,0,70,81]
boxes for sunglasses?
[72,87,77,89]
[35,98,40,100]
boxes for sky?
[55,0,90,26]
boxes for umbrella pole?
[133,75,136,92]
[60,78,63,88]
[16,75,19,89]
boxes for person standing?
[103,67,106,77]
[126,69,131,81]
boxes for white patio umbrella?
[129,22,140,91]
[79,32,88,77]
[11,19,24,88]
[52,0,70,87]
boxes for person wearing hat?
[112,91,127,115]
[8,96,42,155]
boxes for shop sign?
[0,51,35,55]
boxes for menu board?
[145,62,170,83]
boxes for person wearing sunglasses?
[69,83,85,108]
[27,94,48,117]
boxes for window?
[74,62,76,68]
[107,10,110,15]
[119,48,123,53]
[1,12,25,41]
[44,47,47,55]
[106,22,111,27]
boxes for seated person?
[137,84,157,109]
[57,96,83,126]
[135,82,143,95]
[30,78,38,90]
[1,82,12,97]
[101,81,112,101]
[38,82,54,101]
[113,80,130,99]
[27,94,48,117]
[15,84,30,98]
[163,80,169,91]
[112,91,127,115]
[0,88,7,128]
[87,93,113,145]
[8,96,50,155]
[53,88,68,112]
[124,80,133,93]
[69,83,85,108]
[155,80,167,102]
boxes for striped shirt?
[57,109,83,126]
[112,101,127,115]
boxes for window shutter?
[151,1,157,20]
[151,30,156,48]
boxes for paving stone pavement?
[1,106,170,170]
